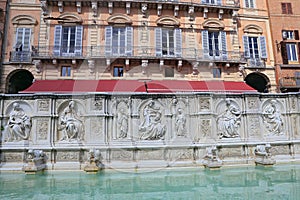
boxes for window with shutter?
[202,30,209,58]
[295,71,300,86]
[259,36,267,59]
[245,0,255,8]
[243,35,250,58]
[220,31,227,60]
[174,28,182,57]
[53,25,83,56]
[282,3,293,14]
[15,28,31,51]
[286,43,297,61]
[155,28,162,57]
[202,0,220,5]
[105,26,113,56]
[281,42,288,64]
[53,25,62,56]
[106,26,133,57]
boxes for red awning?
[20,80,256,94]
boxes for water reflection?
[1,165,300,199]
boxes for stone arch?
[12,15,37,26]
[58,13,82,23]
[107,14,132,25]
[156,16,180,27]
[243,24,263,34]
[6,69,34,94]
[5,101,33,116]
[245,72,270,93]
[202,19,225,30]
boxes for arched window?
[105,14,133,56]
[155,16,182,57]
[11,15,37,62]
[53,13,83,56]
[242,24,267,67]
[202,19,227,60]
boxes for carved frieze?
[36,119,49,140]
[200,119,211,138]
[248,116,260,137]
[56,152,79,161]
[90,118,103,137]
[38,100,50,112]
[111,150,132,161]
[3,153,23,162]
[199,98,210,111]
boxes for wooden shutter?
[126,26,133,56]
[53,25,62,56]
[202,30,209,58]
[281,3,287,14]
[287,3,293,14]
[295,71,300,86]
[155,28,162,57]
[175,28,182,57]
[220,31,227,60]
[105,26,112,56]
[294,30,299,40]
[259,36,267,59]
[243,35,250,58]
[74,25,83,56]
[281,42,288,64]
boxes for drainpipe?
[0,0,9,93]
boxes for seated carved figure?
[139,101,166,140]
[5,102,31,142]
[59,101,84,141]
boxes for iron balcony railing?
[32,45,246,63]
[279,77,300,88]
[246,58,266,68]
[47,0,240,8]
[10,51,32,63]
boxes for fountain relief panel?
[139,100,166,140]
[57,100,85,142]
[2,102,32,143]
[216,99,241,139]
[262,99,284,137]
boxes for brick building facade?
[1,0,276,93]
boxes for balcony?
[47,0,240,9]
[10,51,32,63]
[246,58,266,68]
[32,45,246,63]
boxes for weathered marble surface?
[0,93,300,170]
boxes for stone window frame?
[11,15,37,50]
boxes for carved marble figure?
[117,108,128,139]
[139,100,166,140]
[263,100,283,136]
[59,101,84,141]
[175,108,187,136]
[217,99,241,138]
[4,102,31,142]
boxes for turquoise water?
[1,165,300,200]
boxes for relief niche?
[216,99,241,139]
[57,100,85,142]
[2,102,32,142]
[139,100,166,140]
